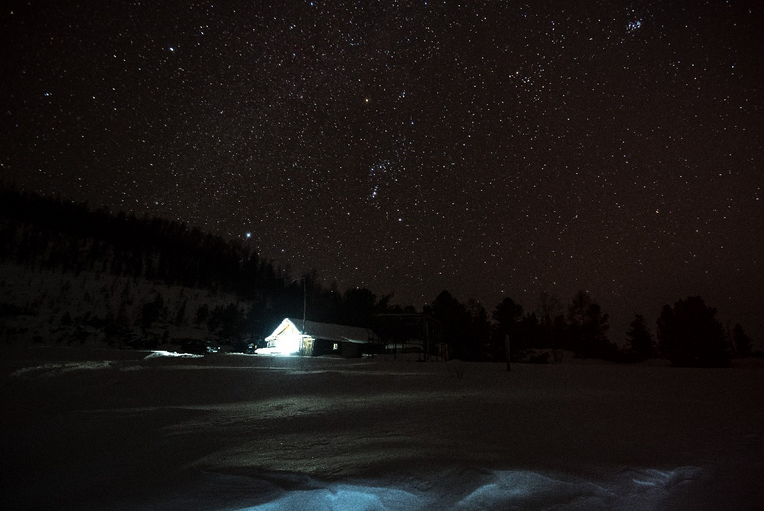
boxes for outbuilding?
[264,318,380,357]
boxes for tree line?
[422,290,756,367]
[0,186,284,297]
[1,186,757,366]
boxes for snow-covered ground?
[1,347,762,510]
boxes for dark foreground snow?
[1,347,762,510]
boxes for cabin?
[263,318,380,357]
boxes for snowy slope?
[1,347,762,510]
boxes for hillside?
[0,262,253,349]
[0,187,388,350]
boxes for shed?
[264,318,380,357]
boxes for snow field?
[1,348,762,510]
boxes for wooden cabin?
[264,318,380,357]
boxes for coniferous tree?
[625,314,655,361]
[175,300,187,327]
[195,304,210,327]
[583,302,615,359]
[217,303,245,340]
[733,323,753,358]
[342,287,377,327]
[140,293,164,330]
[425,290,471,359]
[657,296,729,367]
[465,298,492,360]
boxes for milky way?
[2,1,762,343]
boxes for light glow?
[274,333,301,355]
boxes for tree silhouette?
[537,292,562,349]
[566,291,615,359]
[732,323,753,358]
[657,296,729,367]
[584,303,613,358]
[195,304,210,327]
[342,287,378,327]
[140,293,165,330]
[492,297,524,359]
[519,313,543,350]
[425,290,472,359]
[465,299,492,360]
[625,314,655,362]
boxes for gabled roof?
[266,318,379,344]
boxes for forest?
[0,186,758,367]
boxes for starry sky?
[2,1,762,344]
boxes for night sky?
[2,1,762,343]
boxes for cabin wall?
[340,342,361,358]
[312,339,336,356]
